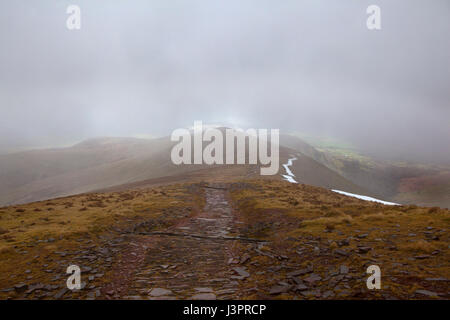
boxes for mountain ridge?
[0,134,367,206]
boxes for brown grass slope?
[0,137,221,206]
[0,179,448,299]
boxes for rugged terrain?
[0,179,448,300]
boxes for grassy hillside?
[0,179,448,299]
[229,180,449,299]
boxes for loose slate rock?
[340,265,349,274]
[240,254,251,264]
[301,290,321,297]
[295,284,308,292]
[14,283,28,293]
[414,255,430,260]
[415,289,439,297]
[303,274,322,285]
[149,288,173,297]
[424,277,448,281]
[54,287,68,299]
[334,249,349,256]
[232,267,250,278]
[269,285,291,295]
[191,293,216,300]
[195,287,213,293]
[287,267,312,277]
[357,247,372,254]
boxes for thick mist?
[0,0,449,163]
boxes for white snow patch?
[282,174,298,183]
[280,156,399,206]
[281,156,298,183]
[331,189,399,206]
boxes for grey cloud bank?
[0,0,449,163]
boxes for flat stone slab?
[269,285,291,295]
[340,265,349,274]
[415,290,439,297]
[303,274,322,285]
[148,288,173,297]
[232,267,250,278]
[191,293,216,300]
[194,287,213,293]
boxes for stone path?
[120,185,242,300]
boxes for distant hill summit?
[0,132,447,208]
[0,132,368,206]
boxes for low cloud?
[0,0,449,163]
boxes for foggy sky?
[0,0,449,163]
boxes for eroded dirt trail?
[116,185,243,300]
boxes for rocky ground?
[0,180,448,299]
